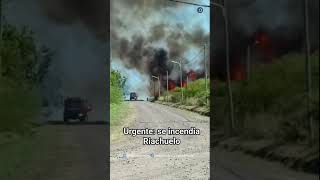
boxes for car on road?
[130,92,138,101]
[63,97,92,122]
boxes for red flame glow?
[231,63,245,81]
[254,31,274,62]
[187,70,197,81]
[168,80,176,91]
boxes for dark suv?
[130,92,138,101]
[63,97,92,122]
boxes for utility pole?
[218,0,235,133]
[0,0,3,77]
[159,76,161,97]
[169,0,235,132]
[204,43,209,105]
[171,59,184,102]
[304,0,314,144]
[180,59,183,102]
[167,71,169,102]
[186,74,189,89]
[204,43,208,92]
[152,75,161,98]
[153,80,156,98]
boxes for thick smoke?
[111,0,210,96]
[112,25,209,76]
[6,0,318,109]
[5,0,108,121]
[211,0,319,79]
[41,0,108,40]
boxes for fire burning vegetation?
[211,0,319,81]
[111,0,210,97]
[110,0,319,96]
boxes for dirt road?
[13,101,316,180]
[213,149,318,180]
[111,101,318,180]
[9,123,108,180]
[110,101,210,180]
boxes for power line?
[189,48,204,62]
[167,0,210,7]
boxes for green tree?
[0,24,53,87]
[110,70,126,104]
[0,24,54,132]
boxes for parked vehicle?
[130,92,138,101]
[63,97,92,122]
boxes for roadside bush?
[214,51,319,142]
[0,77,41,133]
[110,70,126,104]
[165,79,210,107]
[170,87,183,103]
[0,24,51,133]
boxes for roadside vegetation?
[157,78,210,115]
[213,51,319,174]
[0,24,53,178]
[214,51,319,143]
[110,70,130,141]
[0,24,52,133]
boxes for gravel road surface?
[111,101,210,180]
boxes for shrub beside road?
[110,70,132,141]
[0,24,53,179]
[214,51,319,174]
[157,78,210,116]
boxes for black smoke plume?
[6,0,109,120]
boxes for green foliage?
[214,51,319,142]
[110,70,129,138]
[0,77,41,133]
[110,102,128,126]
[0,24,52,133]
[110,70,126,104]
[1,24,53,87]
[165,78,210,106]
[185,78,210,106]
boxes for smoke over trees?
[5,0,109,120]
[4,0,318,106]
[211,0,319,79]
[111,0,210,96]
